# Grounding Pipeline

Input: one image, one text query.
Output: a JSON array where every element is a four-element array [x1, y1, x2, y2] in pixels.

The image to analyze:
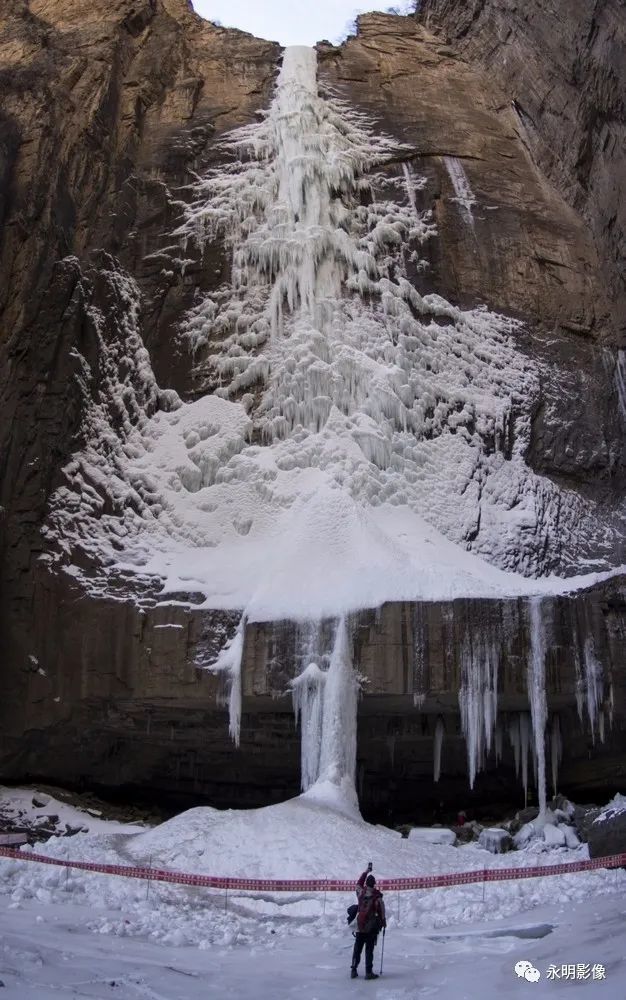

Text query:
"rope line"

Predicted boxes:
[[1, 846, 624, 892]]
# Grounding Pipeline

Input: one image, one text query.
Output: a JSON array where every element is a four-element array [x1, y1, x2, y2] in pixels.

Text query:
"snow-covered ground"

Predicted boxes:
[[1, 787, 625, 997], [1, 891, 625, 999]]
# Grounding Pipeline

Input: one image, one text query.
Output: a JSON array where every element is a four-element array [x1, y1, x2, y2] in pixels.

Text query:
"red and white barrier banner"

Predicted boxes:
[[1, 846, 625, 892]]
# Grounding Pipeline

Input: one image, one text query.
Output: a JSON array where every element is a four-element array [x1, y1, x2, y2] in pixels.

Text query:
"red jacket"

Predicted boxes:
[[356, 871, 386, 933]]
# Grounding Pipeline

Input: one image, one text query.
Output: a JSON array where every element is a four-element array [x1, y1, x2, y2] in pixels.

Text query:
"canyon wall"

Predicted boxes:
[[0, 1, 624, 815], [420, 0, 626, 339]]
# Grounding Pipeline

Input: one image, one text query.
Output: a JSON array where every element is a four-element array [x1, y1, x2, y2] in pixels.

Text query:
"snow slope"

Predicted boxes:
[[2, 788, 625, 944], [1, 788, 625, 997]]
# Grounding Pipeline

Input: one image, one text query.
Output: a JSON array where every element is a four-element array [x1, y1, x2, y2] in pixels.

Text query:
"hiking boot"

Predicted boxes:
[[365, 972, 379, 980], [350, 968, 358, 979]]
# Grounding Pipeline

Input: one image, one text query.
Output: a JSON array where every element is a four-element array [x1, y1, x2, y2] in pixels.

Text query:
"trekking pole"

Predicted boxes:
[[379, 927, 386, 975]]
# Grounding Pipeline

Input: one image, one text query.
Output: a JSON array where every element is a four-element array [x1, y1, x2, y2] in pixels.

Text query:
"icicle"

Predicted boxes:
[[291, 660, 326, 790], [210, 617, 245, 747], [433, 716, 445, 783], [459, 637, 481, 789], [550, 715, 562, 797], [458, 633, 499, 788], [528, 597, 548, 816], [583, 636, 604, 741], [574, 637, 585, 723]]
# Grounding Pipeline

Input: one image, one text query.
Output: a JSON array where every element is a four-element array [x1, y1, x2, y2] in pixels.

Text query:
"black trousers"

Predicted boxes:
[[351, 930, 377, 973]]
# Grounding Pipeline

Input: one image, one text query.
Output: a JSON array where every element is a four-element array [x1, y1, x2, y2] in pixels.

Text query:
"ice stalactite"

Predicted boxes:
[[211, 617, 245, 747], [583, 636, 604, 743], [574, 637, 586, 724], [508, 712, 532, 805], [433, 716, 445, 783], [528, 597, 548, 816], [291, 661, 326, 791], [458, 633, 499, 788], [443, 156, 476, 226], [550, 715, 562, 797]]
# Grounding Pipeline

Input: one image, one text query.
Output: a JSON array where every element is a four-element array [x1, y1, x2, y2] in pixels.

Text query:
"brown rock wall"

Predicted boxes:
[[419, 0, 626, 339]]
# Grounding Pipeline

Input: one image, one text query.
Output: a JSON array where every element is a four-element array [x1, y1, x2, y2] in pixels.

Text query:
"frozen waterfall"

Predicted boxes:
[[291, 617, 360, 808], [40, 45, 622, 810], [47, 44, 623, 618], [443, 155, 476, 226]]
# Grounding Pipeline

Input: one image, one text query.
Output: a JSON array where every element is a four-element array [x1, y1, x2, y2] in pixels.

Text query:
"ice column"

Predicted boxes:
[[292, 618, 360, 804], [528, 597, 548, 816], [317, 618, 359, 797]]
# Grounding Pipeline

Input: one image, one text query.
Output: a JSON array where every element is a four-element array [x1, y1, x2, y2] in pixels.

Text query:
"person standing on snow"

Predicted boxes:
[[350, 862, 386, 980]]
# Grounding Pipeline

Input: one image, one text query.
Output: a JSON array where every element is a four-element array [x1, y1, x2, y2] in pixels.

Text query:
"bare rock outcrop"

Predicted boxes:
[[419, 0, 626, 339]]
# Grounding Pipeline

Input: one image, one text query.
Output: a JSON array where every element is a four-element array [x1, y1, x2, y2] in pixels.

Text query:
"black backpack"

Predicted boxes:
[[346, 903, 358, 924]]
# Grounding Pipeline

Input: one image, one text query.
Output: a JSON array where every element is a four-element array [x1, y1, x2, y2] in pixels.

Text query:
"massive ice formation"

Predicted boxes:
[[45, 46, 623, 621], [42, 48, 623, 800]]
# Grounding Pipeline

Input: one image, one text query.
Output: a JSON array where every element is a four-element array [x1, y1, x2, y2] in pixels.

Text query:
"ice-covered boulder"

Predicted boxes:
[[551, 795, 575, 819], [588, 794, 626, 860], [478, 828, 513, 854], [408, 827, 457, 846], [560, 824, 580, 849], [513, 822, 536, 849], [543, 824, 566, 847]]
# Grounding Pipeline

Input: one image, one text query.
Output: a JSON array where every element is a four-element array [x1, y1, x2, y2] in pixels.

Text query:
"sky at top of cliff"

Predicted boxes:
[[192, 1, 416, 46]]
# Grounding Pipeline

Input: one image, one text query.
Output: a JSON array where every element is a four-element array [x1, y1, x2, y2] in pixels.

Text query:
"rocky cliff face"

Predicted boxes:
[[0, 0, 278, 751], [419, 0, 626, 340], [0, 1, 624, 816]]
